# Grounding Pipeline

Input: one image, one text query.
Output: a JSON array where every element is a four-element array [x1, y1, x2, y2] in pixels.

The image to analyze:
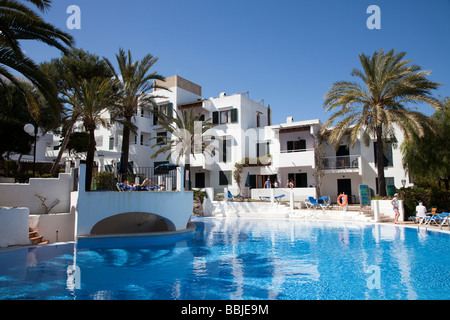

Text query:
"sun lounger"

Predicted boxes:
[[317, 196, 332, 209], [259, 194, 285, 203], [438, 212, 449, 230], [228, 190, 243, 201], [420, 212, 450, 230], [305, 196, 321, 209], [116, 182, 137, 191]]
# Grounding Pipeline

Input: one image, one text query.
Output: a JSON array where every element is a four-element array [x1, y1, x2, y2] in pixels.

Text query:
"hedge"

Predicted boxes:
[[399, 188, 450, 218]]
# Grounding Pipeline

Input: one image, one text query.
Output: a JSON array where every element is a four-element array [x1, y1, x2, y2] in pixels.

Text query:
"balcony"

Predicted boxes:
[[323, 155, 360, 171], [275, 149, 315, 168]]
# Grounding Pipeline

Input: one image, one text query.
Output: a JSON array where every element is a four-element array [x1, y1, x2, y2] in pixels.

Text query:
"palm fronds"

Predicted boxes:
[[323, 48, 442, 196]]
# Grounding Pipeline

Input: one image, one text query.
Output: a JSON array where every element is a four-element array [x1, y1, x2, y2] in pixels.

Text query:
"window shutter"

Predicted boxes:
[[167, 103, 173, 117], [231, 108, 238, 123], [153, 105, 159, 125], [212, 111, 219, 124]]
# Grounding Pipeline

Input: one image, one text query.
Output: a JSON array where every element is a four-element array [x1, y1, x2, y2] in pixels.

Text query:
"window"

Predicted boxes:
[[140, 134, 144, 146], [153, 103, 173, 125], [373, 141, 393, 167], [220, 137, 231, 163], [219, 171, 232, 185], [287, 140, 306, 152], [156, 132, 167, 145], [288, 173, 308, 188], [257, 141, 270, 158], [212, 108, 238, 124], [109, 137, 114, 150], [376, 177, 395, 195]]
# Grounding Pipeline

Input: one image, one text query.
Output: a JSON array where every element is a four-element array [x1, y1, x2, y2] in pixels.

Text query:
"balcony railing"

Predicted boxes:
[[323, 155, 360, 170]]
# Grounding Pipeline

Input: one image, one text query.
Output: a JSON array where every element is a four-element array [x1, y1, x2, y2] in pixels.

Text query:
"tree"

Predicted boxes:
[[150, 108, 217, 163], [323, 49, 442, 196], [0, 0, 74, 111], [40, 48, 114, 174], [65, 77, 118, 191], [0, 80, 58, 158], [401, 97, 450, 190], [105, 49, 165, 181], [150, 108, 217, 189]]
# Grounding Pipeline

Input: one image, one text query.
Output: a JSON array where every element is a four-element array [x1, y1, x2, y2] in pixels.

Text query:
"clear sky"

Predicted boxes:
[[21, 0, 450, 125]]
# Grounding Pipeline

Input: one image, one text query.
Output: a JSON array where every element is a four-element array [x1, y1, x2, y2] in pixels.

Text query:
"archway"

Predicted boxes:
[[90, 212, 176, 236]]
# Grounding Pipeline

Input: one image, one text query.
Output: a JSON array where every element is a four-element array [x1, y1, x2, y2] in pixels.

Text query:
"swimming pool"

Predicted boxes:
[[1, 217, 449, 300]]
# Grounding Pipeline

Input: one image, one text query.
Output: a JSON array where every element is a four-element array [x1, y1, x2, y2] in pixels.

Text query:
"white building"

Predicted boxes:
[[44, 75, 411, 202]]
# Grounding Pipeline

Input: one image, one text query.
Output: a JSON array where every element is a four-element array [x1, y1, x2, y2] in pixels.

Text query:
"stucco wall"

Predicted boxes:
[[29, 212, 75, 243], [75, 165, 193, 237], [0, 172, 73, 214], [0, 207, 30, 248]]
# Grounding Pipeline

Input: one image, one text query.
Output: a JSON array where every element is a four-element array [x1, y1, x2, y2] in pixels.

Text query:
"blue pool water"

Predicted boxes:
[[0, 217, 449, 300]]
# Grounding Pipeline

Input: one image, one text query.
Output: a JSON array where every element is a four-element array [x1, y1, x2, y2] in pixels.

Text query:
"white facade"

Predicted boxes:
[[45, 75, 411, 202]]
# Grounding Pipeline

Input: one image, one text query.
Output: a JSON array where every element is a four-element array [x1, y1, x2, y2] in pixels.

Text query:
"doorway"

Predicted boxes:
[[337, 179, 352, 204], [195, 172, 205, 188]]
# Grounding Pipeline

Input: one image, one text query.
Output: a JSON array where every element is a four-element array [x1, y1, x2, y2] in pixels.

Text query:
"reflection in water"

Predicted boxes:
[[0, 218, 449, 299]]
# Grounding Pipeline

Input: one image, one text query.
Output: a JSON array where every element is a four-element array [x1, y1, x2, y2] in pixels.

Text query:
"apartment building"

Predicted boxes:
[[44, 75, 411, 202]]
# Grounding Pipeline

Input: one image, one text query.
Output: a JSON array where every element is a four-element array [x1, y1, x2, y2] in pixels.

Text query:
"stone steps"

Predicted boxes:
[[29, 228, 49, 245]]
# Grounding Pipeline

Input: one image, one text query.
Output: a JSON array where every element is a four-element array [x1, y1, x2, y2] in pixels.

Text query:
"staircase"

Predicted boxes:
[[29, 228, 49, 245]]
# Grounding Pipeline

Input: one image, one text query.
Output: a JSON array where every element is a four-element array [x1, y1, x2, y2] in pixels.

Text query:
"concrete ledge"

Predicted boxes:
[[76, 222, 196, 248]]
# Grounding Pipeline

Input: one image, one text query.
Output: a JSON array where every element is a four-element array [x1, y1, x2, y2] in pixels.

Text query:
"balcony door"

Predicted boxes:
[[336, 145, 350, 168]]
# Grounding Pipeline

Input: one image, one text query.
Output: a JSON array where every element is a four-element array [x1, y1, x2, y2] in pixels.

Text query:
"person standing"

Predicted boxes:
[[264, 178, 271, 188], [391, 193, 400, 223]]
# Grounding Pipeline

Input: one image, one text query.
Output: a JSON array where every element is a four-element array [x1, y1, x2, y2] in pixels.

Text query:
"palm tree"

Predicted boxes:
[[40, 48, 114, 174], [150, 108, 217, 188], [65, 77, 118, 191], [0, 0, 74, 111], [104, 48, 165, 180], [323, 49, 442, 196]]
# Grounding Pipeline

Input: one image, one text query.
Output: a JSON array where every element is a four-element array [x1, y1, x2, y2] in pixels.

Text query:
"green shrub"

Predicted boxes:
[[94, 171, 117, 190], [399, 188, 450, 218]]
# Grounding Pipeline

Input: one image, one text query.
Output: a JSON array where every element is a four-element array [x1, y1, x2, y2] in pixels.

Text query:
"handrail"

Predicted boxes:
[[323, 155, 360, 169]]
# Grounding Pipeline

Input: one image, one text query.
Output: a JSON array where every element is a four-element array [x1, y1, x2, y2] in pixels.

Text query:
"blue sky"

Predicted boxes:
[[21, 0, 450, 125]]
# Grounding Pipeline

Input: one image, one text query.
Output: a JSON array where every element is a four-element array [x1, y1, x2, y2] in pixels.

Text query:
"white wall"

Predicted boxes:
[[0, 207, 30, 248], [29, 212, 75, 243], [75, 165, 193, 237], [0, 172, 73, 214]]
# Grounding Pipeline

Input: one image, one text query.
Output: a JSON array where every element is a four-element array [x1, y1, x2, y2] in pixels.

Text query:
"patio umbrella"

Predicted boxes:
[[244, 172, 252, 198], [245, 172, 251, 187], [155, 163, 178, 171]]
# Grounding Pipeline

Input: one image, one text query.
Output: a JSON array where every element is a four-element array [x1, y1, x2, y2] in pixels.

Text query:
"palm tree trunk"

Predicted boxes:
[[376, 126, 387, 197], [85, 128, 96, 191], [121, 118, 131, 182], [50, 122, 74, 174]]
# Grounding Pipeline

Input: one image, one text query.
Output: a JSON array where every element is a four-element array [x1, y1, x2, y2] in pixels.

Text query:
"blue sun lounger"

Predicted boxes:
[[117, 183, 137, 191], [305, 196, 321, 209], [317, 196, 332, 209], [259, 194, 285, 203], [228, 190, 243, 201]]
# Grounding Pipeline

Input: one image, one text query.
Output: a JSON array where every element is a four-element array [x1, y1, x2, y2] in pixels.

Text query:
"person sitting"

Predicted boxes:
[[123, 180, 134, 187], [415, 201, 427, 222], [140, 178, 157, 187]]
